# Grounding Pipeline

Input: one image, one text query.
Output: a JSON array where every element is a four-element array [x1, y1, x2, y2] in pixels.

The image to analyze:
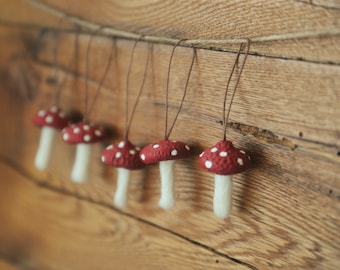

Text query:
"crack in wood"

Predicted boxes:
[[228, 122, 297, 150], [0, 155, 259, 270], [32, 27, 340, 66]]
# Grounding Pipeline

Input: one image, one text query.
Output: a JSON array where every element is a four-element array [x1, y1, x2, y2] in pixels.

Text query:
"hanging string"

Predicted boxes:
[[164, 41, 196, 139], [52, 15, 79, 106], [28, 0, 340, 48], [124, 40, 152, 140], [222, 39, 251, 140], [83, 26, 115, 122]]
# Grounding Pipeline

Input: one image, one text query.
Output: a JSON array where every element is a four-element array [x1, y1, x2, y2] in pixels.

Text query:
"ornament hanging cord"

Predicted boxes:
[[124, 38, 152, 140], [26, 0, 340, 49], [83, 26, 115, 122], [52, 15, 80, 106], [164, 41, 196, 139], [222, 39, 250, 141]]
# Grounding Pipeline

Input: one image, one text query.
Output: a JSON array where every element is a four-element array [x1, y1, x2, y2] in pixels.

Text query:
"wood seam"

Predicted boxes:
[[0, 155, 258, 270], [26, 0, 340, 47], [1, 20, 339, 65], [31, 60, 338, 153]]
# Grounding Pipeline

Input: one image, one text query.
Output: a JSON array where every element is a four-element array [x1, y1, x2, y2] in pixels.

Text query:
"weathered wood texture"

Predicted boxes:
[[0, 0, 339, 269], [2, 0, 340, 63], [1, 162, 247, 270]]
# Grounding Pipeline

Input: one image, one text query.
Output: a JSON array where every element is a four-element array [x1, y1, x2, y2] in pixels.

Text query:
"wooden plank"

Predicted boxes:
[[33, 0, 340, 63], [0, 161, 251, 270], [0, 26, 339, 269], [0, 0, 73, 28], [1, 0, 340, 63], [34, 30, 340, 149]]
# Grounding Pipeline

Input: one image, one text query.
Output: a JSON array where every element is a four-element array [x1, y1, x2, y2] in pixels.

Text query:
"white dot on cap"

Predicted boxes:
[[95, 130, 102, 137], [205, 160, 213, 169], [38, 110, 46, 117], [199, 152, 204, 157], [106, 145, 113, 150], [83, 125, 90, 130], [153, 144, 159, 149], [185, 145, 190, 151], [84, 135, 91, 142], [240, 150, 246, 154], [248, 156, 251, 160], [171, 149, 178, 156], [45, 115, 54, 123], [59, 112, 65, 118], [141, 154, 146, 160], [50, 106, 58, 113], [115, 152, 122, 159], [136, 146, 141, 151], [211, 147, 218, 153], [129, 150, 136, 155], [101, 156, 106, 162], [118, 141, 125, 148], [237, 158, 244, 166], [219, 151, 228, 157], [63, 133, 69, 141], [73, 127, 80, 134]]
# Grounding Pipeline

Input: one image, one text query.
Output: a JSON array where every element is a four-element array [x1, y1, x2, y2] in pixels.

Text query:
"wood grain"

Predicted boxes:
[[0, 24, 339, 269], [35, 0, 340, 63], [0, 0, 340, 269], [1, 0, 340, 63], [0, 161, 253, 270], [35, 31, 340, 149]]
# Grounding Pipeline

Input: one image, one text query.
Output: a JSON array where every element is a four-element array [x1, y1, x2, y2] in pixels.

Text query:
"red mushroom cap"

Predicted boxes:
[[198, 140, 250, 175], [33, 105, 69, 129], [101, 140, 145, 170], [139, 139, 191, 164], [62, 121, 106, 144]]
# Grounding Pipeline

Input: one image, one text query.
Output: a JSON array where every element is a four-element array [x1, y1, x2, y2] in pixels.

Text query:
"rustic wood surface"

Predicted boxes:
[[0, 161, 249, 270], [3, 0, 340, 63], [0, 0, 339, 269]]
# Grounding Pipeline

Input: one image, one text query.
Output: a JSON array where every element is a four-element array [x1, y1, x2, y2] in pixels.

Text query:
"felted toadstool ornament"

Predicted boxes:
[[62, 26, 114, 183], [32, 25, 78, 171], [140, 42, 196, 210], [199, 140, 250, 218], [101, 40, 150, 208], [140, 139, 191, 209], [199, 41, 251, 219], [33, 105, 69, 170], [102, 140, 145, 208], [62, 122, 106, 182]]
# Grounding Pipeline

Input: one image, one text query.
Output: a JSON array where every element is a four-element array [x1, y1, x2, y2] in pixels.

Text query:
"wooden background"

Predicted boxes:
[[0, 0, 339, 269]]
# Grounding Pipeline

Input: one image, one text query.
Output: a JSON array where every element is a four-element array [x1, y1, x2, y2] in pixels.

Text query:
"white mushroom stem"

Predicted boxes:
[[71, 143, 92, 183], [213, 174, 233, 219], [34, 126, 58, 171], [114, 168, 131, 209], [158, 160, 176, 210]]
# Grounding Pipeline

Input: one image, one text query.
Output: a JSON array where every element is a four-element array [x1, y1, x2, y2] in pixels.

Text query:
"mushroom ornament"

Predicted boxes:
[[101, 140, 145, 208], [140, 139, 191, 210], [33, 105, 69, 171], [61, 26, 114, 183], [198, 140, 250, 219], [62, 122, 106, 183], [139, 42, 195, 210]]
